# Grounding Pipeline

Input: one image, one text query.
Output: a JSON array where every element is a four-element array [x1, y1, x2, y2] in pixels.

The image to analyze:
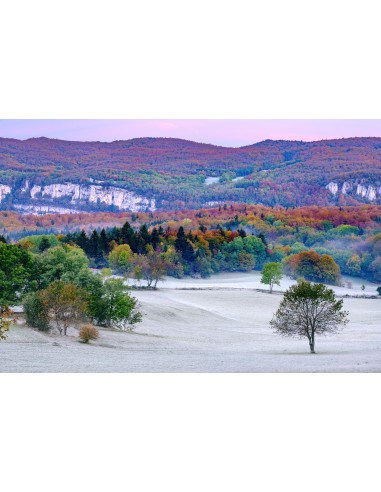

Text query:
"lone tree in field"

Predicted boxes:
[[270, 281, 349, 353], [261, 262, 283, 293]]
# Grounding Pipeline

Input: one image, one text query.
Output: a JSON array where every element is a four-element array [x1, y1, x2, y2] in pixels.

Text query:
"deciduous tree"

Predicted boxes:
[[109, 244, 133, 274], [89, 278, 142, 330], [23, 291, 50, 331], [38, 245, 89, 288], [131, 249, 167, 288], [41, 281, 88, 335], [0, 242, 38, 306], [284, 251, 341, 285], [270, 281, 348, 353], [261, 262, 283, 293]]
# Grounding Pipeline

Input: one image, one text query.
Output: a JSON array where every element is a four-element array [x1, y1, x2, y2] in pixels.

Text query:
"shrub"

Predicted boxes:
[[79, 324, 99, 343], [0, 306, 13, 340]]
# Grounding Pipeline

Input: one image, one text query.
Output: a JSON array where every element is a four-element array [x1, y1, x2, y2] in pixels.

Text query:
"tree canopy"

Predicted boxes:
[[88, 278, 142, 330], [261, 262, 283, 293], [0, 242, 37, 306], [283, 251, 341, 285], [270, 281, 349, 353]]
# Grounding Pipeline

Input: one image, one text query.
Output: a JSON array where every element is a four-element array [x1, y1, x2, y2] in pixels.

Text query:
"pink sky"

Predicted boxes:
[[1, 120, 381, 147]]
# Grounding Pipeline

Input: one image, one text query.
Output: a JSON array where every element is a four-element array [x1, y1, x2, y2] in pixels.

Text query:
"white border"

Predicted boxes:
[[1, 1, 380, 491]]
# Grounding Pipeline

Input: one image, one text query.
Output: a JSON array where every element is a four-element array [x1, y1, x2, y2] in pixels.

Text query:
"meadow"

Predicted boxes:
[[1, 271, 380, 373]]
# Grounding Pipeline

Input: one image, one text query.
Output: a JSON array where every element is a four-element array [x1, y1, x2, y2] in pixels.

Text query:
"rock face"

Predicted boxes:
[[326, 182, 339, 195], [326, 181, 381, 201], [0, 181, 156, 212], [0, 184, 11, 202]]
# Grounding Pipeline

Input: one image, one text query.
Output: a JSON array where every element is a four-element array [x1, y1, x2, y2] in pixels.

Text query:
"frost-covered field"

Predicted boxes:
[[129, 270, 379, 297], [1, 272, 380, 373]]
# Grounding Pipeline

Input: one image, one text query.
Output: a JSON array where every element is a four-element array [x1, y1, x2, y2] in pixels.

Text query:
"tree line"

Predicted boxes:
[[58, 221, 345, 286]]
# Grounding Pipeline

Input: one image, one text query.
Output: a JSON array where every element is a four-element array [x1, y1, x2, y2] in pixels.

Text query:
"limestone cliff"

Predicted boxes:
[[326, 180, 381, 201], [0, 184, 11, 202], [0, 181, 156, 212]]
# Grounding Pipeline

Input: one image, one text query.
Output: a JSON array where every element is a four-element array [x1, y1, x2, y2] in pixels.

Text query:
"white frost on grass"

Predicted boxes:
[[128, 270, 379, 297], [1, 272, 380, 373]]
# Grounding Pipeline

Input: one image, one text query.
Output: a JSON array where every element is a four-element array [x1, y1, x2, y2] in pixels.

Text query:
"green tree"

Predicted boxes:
[[0, 242, 38, 306], [238, 251, 255, 271], [270, 246, 286, 263], [38, 236, 51, 252], [261, 262, 283, 293], [38, 244, 90, 287], [331, 225, 360, 236], [194, 255, 213, 277], [175, 226, 195, 263], [321, 220, 333, 231], [345, 254, 362, 276], [242, 235, 267, 267], [23, 291, 50, 331], [120, 221, 134, 243], [163, 246, 184, 278], [18, 234, 59, 254], [109, 244, 133, 274], [89, 278, 142, 330], [133, 264, 144, 286], [88, 230, 104, 266], [289, 242, 308, 254], [99, 229, 110, 256], [270, 281, 348, 353]]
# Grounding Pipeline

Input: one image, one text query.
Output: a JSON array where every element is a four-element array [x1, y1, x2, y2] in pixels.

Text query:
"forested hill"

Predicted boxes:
[[0, 136, 381, 210]]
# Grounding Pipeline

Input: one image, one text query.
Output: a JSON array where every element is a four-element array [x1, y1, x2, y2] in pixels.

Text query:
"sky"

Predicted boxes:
[[1, 120, 381, 147]]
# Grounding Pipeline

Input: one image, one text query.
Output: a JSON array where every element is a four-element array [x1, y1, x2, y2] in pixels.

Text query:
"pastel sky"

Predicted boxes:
[[1, 120, 381, 147]]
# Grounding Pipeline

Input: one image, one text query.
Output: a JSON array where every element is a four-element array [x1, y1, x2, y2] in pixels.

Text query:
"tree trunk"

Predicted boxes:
[[270, 283, 273, 294], [309, 341, 315, 354]]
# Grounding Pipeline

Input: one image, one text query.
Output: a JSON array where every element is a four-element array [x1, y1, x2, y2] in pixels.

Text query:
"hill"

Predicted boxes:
[[0, 136, 381, 211]]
